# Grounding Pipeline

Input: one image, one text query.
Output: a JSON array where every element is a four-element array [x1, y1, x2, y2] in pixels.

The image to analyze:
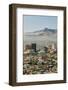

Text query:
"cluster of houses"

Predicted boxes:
[[24, 43, 56, 55], [23, 43, 57, 74]]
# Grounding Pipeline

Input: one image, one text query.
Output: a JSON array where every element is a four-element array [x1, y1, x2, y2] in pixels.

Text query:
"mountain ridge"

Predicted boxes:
[[24, 28, 57, 36], [34, 28, 57, 33]]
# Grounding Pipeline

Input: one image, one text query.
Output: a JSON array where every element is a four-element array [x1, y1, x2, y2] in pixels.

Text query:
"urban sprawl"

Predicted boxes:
[[23, 43, 57, 75]]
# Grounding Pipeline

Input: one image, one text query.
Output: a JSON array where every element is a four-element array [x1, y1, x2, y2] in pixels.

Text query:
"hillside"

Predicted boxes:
[[24, 28, 57, 49]]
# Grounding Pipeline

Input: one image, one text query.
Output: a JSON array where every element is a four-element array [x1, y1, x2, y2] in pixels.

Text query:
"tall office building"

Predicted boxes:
[[31, 43, 36, 52]]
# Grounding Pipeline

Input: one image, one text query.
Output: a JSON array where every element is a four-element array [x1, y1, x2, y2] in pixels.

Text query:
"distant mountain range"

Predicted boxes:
[[24, 28, 57, 36], [24, 28, 57, 49], [34, 28, 57, 33]]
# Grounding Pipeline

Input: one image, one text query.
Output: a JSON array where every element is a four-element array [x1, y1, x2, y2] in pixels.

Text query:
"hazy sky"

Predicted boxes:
[[23, 15, 57, 32]]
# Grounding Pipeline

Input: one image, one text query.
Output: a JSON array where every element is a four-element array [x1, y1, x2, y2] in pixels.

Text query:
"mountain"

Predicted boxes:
[[24, 28, 57, 49], [34, 28, 57, 33], [25, 28, 57, 36], [34, 28, 57, 36]]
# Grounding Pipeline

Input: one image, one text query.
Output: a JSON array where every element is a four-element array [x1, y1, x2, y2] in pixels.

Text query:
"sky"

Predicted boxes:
[[23, 15, 57, 32]]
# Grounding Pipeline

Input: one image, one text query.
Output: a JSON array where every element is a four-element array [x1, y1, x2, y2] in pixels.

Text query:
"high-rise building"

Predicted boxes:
[[31, 43, 36, 52]]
